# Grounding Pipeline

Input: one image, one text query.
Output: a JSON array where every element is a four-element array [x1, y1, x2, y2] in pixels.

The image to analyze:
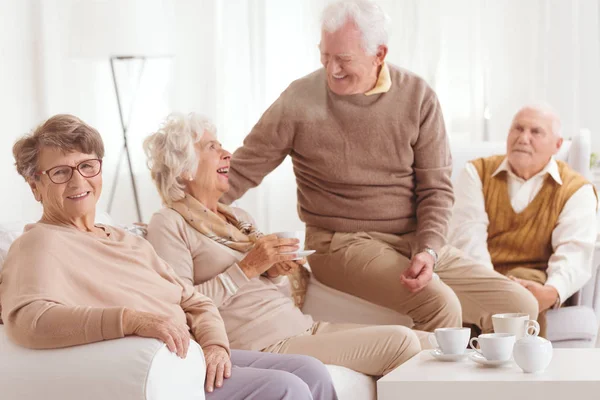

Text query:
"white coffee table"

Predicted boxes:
[[378, 349, 600, 400]]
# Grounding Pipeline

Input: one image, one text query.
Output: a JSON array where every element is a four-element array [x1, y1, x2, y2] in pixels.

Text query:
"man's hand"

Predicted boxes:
[[400, 251, 435, 293], [509, 277, 559, 312], [203, 345, 232, 393]]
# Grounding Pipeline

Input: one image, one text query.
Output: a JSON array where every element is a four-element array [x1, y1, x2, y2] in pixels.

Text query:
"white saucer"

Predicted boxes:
[[469, 352, 512, 367], [281, 250, 316, 260], [430, 349, 474, 362]]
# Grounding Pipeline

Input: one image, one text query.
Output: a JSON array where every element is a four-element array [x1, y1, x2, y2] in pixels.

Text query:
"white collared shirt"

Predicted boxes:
[[449, 157, 598, 302]]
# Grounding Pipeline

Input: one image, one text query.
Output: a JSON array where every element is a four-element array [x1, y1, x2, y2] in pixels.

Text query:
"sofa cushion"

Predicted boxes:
[[545, 305, 599, 344], [0, 222, 27, 271], [326, 364, 376, 400], [0, 326, 206, 400], [303, 275, 412, 326]]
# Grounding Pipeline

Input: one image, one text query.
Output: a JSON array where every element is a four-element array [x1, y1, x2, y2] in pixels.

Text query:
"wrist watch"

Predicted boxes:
[[421, 247, 438, 269]]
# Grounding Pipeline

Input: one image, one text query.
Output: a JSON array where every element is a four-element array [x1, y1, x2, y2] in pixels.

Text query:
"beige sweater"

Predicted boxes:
[[222, 64, 453, 253], [0, 222, 229, 351], [146, 208, 314, 351]]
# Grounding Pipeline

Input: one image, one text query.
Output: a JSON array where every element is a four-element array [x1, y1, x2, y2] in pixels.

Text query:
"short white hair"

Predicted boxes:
[[515, 104, 562, 138], [321, 0, 390, 55], [143, 112, 216, 205]]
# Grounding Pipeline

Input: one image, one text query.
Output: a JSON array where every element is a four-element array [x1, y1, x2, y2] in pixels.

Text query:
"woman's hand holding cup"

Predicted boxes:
[[238, 234, 300, 279]]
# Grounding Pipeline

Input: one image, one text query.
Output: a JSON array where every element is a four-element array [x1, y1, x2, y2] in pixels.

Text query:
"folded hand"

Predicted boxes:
[[400, 251, 434, 293]]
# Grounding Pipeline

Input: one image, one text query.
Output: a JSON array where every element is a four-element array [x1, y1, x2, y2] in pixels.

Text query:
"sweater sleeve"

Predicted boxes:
[[152, 261, 230, 354], [178, 279, 230, 354], [146, 212, 251, 308], [0, 241, 125, 349], [412, 92, 454, 254], [221, 94, 295, 204]]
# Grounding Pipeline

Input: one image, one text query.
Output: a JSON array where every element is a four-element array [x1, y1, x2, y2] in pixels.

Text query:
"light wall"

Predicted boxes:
[[0, 0, 43, 223], [1, 0, 599, 228]]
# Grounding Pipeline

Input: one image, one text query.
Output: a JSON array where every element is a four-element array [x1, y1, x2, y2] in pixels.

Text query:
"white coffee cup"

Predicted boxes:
[[273, 231, 304, 257], [492, 313, 540, 340], [428, 327, 471, 355], [273, 231, 303, 240], [469, 333, 516, 361]]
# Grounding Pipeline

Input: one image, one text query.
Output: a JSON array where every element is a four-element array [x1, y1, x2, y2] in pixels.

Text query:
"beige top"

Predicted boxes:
[[0, 222, 229, 351], [146, 207, 314, 351], [222, 64, 453, 253]]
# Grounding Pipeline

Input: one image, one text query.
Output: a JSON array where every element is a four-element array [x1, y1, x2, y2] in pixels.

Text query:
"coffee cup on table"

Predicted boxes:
[[469, 333, 516, 361], [428, 327, 471, 355], [492, 313, 540, 340]]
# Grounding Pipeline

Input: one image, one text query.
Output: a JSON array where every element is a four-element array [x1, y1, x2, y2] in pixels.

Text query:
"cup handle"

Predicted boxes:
[[469, 337, 482, 354], [428, 334, 439, 350], [526, 320, 540, 337]]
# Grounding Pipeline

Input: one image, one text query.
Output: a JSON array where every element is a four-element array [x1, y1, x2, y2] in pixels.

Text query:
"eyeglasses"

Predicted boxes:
[[36, 159, 103, 184]]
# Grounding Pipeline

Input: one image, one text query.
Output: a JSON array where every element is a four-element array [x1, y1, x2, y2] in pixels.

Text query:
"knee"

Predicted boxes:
[[424, 284, 463, 323], [505, 281, 540, 320], [283, 355, 336, 398], [271, 371, 312, 400], [284, 353, 331, 379], [382, 326, 421, 371], [394, 326, 422, 358]]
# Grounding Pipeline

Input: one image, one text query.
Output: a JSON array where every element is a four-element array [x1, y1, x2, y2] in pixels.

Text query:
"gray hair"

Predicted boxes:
[[143, 112, 216, 205], [13, 114, 105, 181], [515, 104, 562, 138], [321, 0, 390, 55]]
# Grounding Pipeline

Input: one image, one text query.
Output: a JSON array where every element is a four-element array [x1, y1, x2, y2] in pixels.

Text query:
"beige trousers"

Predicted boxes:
[[262, 321, 421, 376], [305, 227, 539, 334]]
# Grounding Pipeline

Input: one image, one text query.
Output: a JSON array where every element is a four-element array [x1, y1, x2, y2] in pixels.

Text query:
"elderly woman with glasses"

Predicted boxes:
[[0, 114, 337, 400], [144, 112, 422, 378]]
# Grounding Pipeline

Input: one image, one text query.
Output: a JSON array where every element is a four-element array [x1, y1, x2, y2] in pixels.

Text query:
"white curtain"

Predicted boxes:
[[2, 0, 599, 228]]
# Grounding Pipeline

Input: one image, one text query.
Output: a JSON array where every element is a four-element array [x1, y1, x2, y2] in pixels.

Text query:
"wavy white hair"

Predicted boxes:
[[144, 112, 216, 205], [321, 0, 390, 55]]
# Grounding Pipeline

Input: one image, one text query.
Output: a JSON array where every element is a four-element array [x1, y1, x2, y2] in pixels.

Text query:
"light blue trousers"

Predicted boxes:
[[206, 349, 338, 400]]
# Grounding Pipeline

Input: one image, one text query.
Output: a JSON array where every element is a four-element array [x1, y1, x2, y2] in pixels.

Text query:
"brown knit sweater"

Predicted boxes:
[[0, 222, 229, 351], [222, 64, 453, 252]]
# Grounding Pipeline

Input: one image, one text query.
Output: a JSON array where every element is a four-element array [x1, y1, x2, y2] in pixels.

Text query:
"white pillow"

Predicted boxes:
[[0, 222, 28, 273], [0, 222, 27, 324]]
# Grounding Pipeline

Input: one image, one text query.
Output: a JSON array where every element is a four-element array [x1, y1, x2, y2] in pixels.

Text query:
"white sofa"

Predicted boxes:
[[303, 131, 599, 349]]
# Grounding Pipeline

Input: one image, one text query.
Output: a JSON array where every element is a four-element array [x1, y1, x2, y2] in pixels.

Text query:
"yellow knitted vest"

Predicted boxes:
[[472, 155, 591, 273]]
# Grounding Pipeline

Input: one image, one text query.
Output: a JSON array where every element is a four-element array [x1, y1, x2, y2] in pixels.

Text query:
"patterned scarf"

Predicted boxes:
[[170, 194, 262, 253]]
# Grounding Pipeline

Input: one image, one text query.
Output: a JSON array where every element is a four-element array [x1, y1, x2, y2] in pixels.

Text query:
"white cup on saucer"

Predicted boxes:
[[273, 231, 303, 240], [429, 327, 471, 355], [469, 333, 515, 361], [492, 313, 540, 340], [273, 231, 312, 260]]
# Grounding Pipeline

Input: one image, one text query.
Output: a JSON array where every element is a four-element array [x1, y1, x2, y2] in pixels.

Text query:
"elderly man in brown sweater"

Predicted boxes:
[[222, 0, 538, 335]]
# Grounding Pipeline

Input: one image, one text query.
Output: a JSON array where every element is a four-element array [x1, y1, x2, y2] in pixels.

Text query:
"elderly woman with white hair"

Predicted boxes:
[[0, 114, 336, 400], [144, 112, 422, 378]]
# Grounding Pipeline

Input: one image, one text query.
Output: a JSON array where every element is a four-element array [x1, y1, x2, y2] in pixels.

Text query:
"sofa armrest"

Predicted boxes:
[[0, 326, 206, 400]]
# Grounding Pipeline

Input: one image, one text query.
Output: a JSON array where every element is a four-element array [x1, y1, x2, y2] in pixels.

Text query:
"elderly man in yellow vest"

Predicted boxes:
[[449, 105, 598, 337]]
